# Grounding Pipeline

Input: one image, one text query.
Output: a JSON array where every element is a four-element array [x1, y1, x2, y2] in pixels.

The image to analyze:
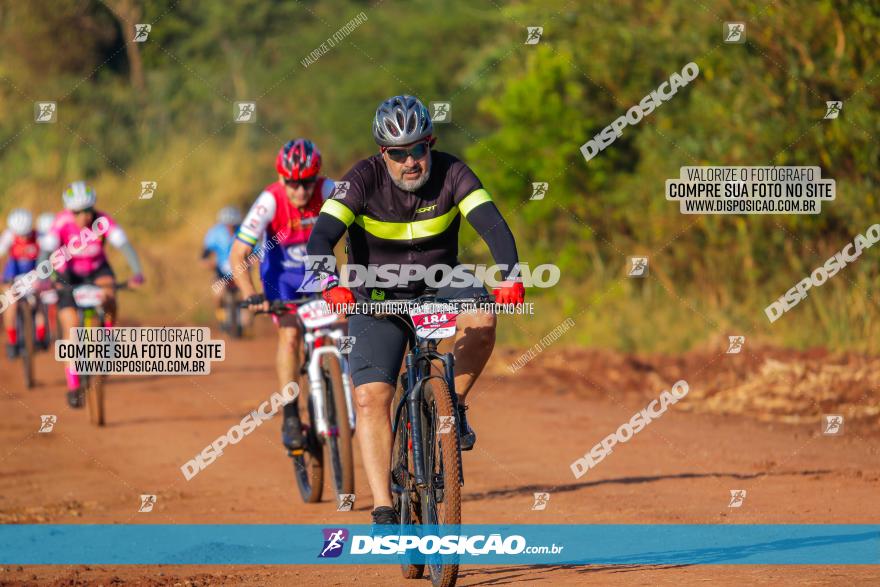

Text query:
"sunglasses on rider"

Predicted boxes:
[[74, 208, 95, 216], [284, 177, 317, 189], [382, 138, 434, 163]]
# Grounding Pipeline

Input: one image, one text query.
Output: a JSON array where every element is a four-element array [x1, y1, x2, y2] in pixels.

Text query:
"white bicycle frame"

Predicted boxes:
[[299, 312, 356, 437]]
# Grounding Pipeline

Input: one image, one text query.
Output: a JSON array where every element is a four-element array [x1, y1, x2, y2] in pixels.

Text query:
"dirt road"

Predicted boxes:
[[1, 335, 878, 585]]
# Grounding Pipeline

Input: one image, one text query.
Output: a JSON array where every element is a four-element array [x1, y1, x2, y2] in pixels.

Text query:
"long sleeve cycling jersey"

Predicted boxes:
[[307, 151, 519, 299]]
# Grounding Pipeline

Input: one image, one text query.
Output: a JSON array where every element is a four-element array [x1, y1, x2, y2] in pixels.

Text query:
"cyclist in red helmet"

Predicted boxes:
[[229, 138, 338, 451]]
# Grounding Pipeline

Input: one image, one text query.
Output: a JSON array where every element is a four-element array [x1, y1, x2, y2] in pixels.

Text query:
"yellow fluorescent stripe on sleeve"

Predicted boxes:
[[457, 188, 493, 217], [354, 208, 460, 240], [321, 199, 356, 226]]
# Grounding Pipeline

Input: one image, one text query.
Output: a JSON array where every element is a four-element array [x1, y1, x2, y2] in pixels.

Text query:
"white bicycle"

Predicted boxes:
[[248, 297, 356, 503]]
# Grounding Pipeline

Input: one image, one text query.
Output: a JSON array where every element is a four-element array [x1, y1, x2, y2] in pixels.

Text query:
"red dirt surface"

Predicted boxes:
[[1, 336, 878, 585]]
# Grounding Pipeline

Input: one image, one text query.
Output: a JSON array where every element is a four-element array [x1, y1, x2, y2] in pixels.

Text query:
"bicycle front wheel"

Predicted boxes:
[[419, 374, 461, 587], [292, 371, 324, 503], [391, 387, 425, 580], [17, 302, 35, 389], [323, 354, 354, 497]]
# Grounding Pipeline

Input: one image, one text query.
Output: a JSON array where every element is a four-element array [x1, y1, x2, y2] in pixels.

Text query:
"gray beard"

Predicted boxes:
[[390, 164, 431, 192]]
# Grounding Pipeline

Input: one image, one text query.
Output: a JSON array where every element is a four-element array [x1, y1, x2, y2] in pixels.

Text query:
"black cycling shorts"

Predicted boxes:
[[56, 261, 116, 310], [347, 280, 488, 387]]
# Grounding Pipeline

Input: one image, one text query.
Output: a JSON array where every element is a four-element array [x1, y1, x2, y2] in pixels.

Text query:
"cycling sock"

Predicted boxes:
[[6, 328, 16, 345], [35, 324, 46, 342], [65, 366, 80, 391]]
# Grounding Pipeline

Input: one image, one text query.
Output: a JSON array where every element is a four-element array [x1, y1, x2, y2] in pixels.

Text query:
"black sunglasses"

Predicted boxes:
[[383, 140, 432, 163], [74, 208, 95, 216], [284, 177, 317, 188]]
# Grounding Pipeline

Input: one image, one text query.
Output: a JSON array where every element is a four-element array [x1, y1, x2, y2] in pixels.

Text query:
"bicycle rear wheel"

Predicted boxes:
[[292, 369, 324, 503], [223, 288, 243, 338], [420, 375, 461, 587], [323, 354, 354, 497], [391, 387, 425, 580], [83, 311, 105, 426], [17, 302, 35, 389]]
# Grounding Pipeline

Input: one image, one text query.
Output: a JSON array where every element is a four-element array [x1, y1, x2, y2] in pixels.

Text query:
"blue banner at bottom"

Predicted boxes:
[[0, 525, 877, 565]]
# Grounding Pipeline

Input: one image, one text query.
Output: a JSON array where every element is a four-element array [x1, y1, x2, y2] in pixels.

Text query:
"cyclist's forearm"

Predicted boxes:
[[306, 214, 347, 273], [466, 202, 520, 279], [229, 240, 257, 296], [118, 242, 143, 276]]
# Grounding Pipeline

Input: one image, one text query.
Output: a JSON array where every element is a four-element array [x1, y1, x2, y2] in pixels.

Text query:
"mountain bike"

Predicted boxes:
[[7, 277, 55, 389], [63, 282, 129, 426], [362, 292, 493, 587], [220, 280, 245, 338], [245, 296, 356, 504]]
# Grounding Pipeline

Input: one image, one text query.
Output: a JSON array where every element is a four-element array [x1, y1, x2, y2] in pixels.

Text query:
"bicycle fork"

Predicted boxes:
[[305, 345, 356, 436]]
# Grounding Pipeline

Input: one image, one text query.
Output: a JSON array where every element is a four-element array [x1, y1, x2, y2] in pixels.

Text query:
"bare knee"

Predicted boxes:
[[354, 383, 392, 416], [460, 311, 496, 343]]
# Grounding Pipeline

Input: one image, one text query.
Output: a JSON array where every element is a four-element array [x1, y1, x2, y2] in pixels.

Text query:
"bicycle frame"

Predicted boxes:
[[392, 330, 463, 491], [302, 323, 356, 435]]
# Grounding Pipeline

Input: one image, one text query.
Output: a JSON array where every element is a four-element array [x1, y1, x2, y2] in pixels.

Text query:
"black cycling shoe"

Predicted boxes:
[[281, 402, 306, 451], [458, 403, 476, 451], [6, 343, 18, 359], [67, 390, 84, 409], [371, 506, 400, 526]]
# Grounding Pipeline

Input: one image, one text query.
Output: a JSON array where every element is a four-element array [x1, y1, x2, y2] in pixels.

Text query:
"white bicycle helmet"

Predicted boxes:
[[62, 181, 97, 211], [36, 212, 56, 234], [217, 206, 242, 225], [7, 209, 33, 236]]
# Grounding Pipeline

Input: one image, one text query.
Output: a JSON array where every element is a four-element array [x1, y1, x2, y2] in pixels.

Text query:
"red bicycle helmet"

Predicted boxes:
[[275, 139, 322, 180]]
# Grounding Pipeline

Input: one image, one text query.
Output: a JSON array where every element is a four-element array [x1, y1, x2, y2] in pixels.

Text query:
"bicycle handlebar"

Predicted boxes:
[[239, 296, 317, 315]]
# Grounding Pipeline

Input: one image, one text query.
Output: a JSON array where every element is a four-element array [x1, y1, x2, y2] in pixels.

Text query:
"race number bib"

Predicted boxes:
[[408, 302, 457, 340], [297, 299, 339, 329]]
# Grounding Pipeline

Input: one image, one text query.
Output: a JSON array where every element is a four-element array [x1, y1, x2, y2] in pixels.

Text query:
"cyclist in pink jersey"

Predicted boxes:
[[41, 181, 145, 408]]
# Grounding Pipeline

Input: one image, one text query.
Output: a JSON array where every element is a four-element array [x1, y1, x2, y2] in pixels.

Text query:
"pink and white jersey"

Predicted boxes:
[[43, 210, 128, 276]]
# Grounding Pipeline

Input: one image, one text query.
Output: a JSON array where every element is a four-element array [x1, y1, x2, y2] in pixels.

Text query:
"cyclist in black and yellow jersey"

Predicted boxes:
[[307, 95, 524, 526]]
